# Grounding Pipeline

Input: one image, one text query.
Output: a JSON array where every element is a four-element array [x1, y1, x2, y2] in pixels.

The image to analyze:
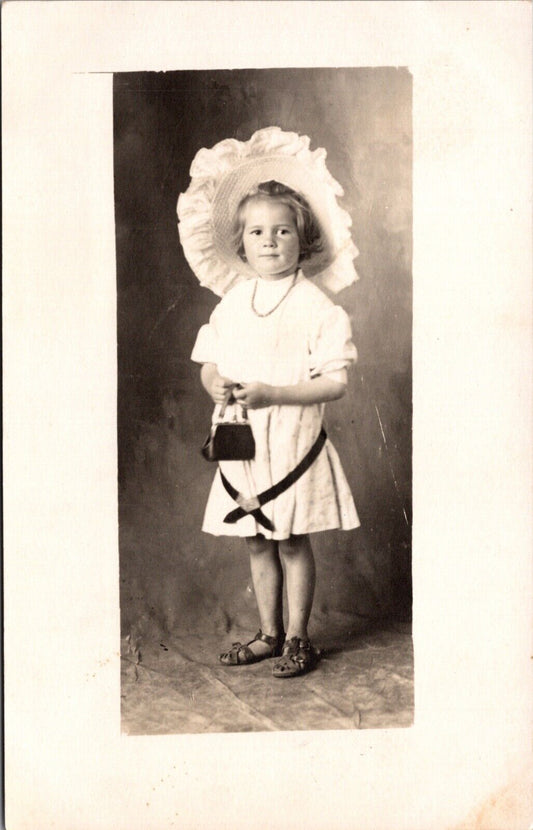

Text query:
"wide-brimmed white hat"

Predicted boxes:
[[177, 126, 359, 296]]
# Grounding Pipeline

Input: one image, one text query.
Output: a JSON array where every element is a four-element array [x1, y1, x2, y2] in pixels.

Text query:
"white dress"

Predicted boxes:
[[191, 271, 360, 540]]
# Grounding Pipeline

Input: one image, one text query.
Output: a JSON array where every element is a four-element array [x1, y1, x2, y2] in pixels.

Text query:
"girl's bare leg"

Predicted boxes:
[[245, 535, 284, 657], [278, 534, 316, 640]]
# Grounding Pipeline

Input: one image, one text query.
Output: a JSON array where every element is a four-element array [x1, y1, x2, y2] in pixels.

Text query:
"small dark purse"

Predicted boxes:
[[201, 390, 255, 462]]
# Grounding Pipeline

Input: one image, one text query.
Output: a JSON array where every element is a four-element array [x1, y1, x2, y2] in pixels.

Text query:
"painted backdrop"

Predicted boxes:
[[114, 68, 412, 641]]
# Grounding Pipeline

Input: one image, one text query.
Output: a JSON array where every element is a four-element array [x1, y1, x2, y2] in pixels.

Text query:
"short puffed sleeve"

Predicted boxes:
[[308, 303, 357, 382], [190, 302, 222, 364]]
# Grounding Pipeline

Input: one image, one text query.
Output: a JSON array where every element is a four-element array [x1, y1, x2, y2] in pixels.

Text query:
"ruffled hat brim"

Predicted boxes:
[[177, 127, 359, 297]]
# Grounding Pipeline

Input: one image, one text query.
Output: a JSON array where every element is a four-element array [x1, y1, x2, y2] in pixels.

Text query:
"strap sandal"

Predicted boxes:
[[272, 637, 318, 678], [219, 630, 285, 666]]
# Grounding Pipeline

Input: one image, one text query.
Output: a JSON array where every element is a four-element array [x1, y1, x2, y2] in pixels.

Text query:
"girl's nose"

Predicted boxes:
[[263, 232, 276, 247]]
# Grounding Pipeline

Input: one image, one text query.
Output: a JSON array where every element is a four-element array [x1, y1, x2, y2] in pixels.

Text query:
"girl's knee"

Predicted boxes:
[[278, 534, 310, 557], [246, 535, 276, 555]]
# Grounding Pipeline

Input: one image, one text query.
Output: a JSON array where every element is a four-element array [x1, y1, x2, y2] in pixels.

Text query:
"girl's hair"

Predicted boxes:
[[231, 180, 325, 262]]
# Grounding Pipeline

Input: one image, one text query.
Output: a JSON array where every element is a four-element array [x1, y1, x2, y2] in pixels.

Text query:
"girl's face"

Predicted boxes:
[[241, 198, 300, 281]]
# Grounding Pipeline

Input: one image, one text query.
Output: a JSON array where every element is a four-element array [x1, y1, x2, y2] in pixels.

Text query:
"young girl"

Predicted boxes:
[[178, 127, 360, 677]]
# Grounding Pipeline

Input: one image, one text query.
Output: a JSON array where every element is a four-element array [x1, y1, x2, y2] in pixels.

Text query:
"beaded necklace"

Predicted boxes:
[[251, 272, 298, 318]]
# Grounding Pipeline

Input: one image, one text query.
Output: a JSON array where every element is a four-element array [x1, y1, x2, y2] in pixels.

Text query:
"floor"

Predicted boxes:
[[121, 620, 414, 734]]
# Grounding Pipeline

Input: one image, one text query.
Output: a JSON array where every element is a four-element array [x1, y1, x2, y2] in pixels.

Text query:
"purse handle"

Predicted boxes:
[[218, 386, 248, 422]]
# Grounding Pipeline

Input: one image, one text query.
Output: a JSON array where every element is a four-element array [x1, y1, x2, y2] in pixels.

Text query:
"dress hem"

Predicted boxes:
[[201, 521, 361, 541]]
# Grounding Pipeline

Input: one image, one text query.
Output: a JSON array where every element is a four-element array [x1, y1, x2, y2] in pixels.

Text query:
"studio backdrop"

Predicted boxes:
[[114, 68, 412, 643]]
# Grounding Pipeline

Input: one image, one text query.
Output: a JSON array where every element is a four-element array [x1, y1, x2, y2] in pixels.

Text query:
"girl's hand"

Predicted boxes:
[[200, 364, 235, 404], [210, 374, 235, 405], [233, 382, 276, 409]]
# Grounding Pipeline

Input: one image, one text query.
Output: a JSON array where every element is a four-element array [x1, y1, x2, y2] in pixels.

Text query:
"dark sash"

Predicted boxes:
[[219, 428, 327, 532]]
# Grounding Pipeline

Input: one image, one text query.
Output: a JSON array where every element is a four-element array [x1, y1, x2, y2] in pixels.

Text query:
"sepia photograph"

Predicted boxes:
[[115, 68, 413, 734]]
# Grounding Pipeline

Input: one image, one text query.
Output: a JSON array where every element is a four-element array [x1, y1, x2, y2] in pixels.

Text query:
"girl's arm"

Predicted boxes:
[[233, 376, 347, 409], [200, 363, 236, 405]]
